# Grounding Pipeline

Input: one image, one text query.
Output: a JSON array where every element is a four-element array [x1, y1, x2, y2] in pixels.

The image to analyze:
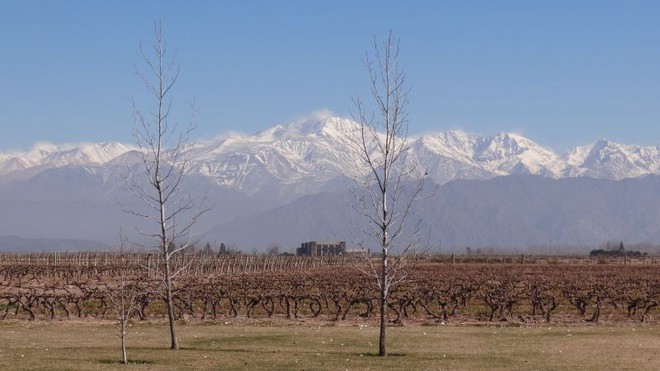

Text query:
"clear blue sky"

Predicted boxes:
[[2, 0, 660, 152]]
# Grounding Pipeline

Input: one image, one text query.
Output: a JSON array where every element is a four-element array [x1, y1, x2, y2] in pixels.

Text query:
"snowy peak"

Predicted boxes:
[[583, 140, 630, 168], [0, 141, 135, 176], [416, 130, 477, 159], [182, 116, 362, 193], [42, 142, 136, 166], [563, 140, 660, 179], [0, 116, 658, 190], [411, 130, 561, 182], [475, 132, 526, 161], [25, 142, 60, 159], [289, 116, 360, 138], [476, 132, 560, 175], [245, 116, 357, 146], [0, 156, 33, 174]]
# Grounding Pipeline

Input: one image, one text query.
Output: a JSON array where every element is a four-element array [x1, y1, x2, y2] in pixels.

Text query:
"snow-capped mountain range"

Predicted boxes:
[[1, 115, 659, 252], [0, 116, 658, 190]]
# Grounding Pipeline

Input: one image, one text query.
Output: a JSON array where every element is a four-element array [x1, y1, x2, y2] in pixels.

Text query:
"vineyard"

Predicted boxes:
[[0, 252, 657, 325]]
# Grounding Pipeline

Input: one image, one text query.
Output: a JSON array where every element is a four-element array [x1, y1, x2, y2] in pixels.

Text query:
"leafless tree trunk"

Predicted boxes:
[[105, 233, 144, 364], [127, 21, 208, 350], [348, 31, 424, 357]]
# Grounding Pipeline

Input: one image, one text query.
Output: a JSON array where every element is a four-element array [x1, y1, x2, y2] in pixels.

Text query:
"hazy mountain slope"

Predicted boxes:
[[0, 235, 109, 252], [205, 175, 660, 252], [0, 165, 286, 246], [424, 176, 660, 249], [204, 192, 356, 252]]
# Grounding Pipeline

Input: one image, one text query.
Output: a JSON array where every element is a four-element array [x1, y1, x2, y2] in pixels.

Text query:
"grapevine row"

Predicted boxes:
[[1, 263, 657, 324]]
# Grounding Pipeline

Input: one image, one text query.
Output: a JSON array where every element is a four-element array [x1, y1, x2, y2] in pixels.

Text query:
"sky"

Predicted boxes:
[[2, 0, 660, 153]]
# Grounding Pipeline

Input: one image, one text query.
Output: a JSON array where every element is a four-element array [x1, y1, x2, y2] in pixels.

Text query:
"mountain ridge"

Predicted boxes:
[[1, 116, 659, 252], [1, 116, 658, 190]]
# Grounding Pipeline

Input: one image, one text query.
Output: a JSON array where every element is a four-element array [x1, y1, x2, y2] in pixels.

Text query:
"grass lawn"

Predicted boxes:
[[0, 320, 657, 370]]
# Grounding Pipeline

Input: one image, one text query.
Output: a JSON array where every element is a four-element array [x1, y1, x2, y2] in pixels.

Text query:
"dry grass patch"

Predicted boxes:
[[0, 320, 657, 370]]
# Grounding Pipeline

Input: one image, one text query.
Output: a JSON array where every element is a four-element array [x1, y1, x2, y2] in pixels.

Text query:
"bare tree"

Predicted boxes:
[[127, 22, 208, 350], [267, 243, 281, 256], [104, 232, 144, 364], [348, 31, 424, 357]]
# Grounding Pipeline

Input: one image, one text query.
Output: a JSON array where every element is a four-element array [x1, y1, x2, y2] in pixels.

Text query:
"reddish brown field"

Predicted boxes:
[[0, 253, 657, 325]]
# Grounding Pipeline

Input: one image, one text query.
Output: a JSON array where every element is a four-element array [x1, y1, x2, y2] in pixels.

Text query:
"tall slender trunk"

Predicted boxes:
[[120, 293, 128, 364], [163, 255, 179, 350], [379, 246, 388, 356], [158, 166, 178, 350], [379, 179, 389, 357], [120, 318, 128, 364]]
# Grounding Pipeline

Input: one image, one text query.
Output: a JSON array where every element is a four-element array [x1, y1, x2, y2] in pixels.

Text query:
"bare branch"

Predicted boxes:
[[346, 31, 425, 357], [124, 21, 209, 351]]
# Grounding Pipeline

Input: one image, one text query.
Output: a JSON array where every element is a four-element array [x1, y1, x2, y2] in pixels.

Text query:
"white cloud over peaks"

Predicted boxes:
[[292, 109, 336, 123], [205, 130, 247, 142]]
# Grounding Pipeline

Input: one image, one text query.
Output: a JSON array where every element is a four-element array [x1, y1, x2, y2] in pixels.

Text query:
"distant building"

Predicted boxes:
[[296, 241, 346, 256]]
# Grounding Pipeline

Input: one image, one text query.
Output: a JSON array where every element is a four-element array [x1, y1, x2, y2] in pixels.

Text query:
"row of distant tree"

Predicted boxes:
[[185, 242, 285, 256], [589, 241, 648, 258], [177, 240, 658, 258]]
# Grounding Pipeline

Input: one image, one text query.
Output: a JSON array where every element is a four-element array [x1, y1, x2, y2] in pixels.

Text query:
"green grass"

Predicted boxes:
[[0, 320, 657, 370]]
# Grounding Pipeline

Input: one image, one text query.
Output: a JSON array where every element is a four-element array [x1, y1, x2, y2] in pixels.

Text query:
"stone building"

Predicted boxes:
[[296, 241, 346, 256]]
